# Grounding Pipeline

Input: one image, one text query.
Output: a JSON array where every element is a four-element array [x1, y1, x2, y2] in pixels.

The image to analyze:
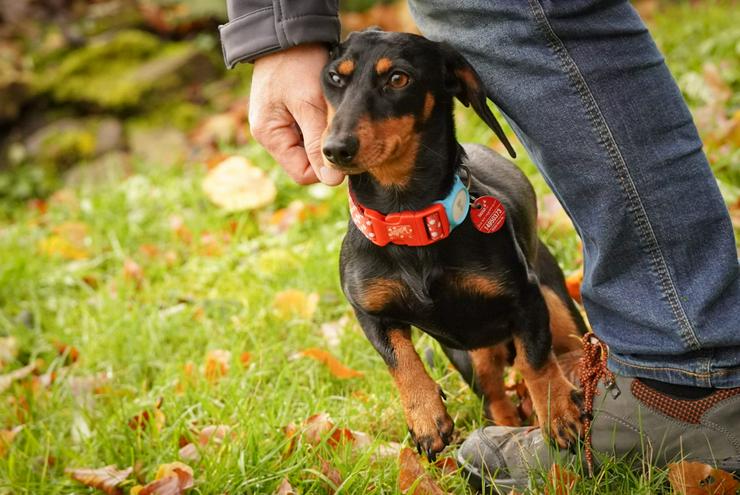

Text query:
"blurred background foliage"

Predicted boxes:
[[0, 0, 737, 206]]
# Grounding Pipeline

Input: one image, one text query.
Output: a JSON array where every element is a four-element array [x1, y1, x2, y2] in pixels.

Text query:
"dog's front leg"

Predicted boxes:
[[355, 311, 453, 460]]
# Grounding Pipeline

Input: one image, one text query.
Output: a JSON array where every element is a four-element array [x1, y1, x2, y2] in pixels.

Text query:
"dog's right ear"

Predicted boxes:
[[440, 43, 516, 159]]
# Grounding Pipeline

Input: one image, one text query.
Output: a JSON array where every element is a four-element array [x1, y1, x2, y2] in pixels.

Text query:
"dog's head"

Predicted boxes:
[[320, 29, 515, 188]]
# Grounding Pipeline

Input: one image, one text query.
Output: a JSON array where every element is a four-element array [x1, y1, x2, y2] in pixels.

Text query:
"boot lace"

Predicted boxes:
[[578, 331, 614, 475]]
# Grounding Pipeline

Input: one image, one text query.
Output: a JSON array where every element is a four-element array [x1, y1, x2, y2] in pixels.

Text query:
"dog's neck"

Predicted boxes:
[[347, 104, 461, 214]]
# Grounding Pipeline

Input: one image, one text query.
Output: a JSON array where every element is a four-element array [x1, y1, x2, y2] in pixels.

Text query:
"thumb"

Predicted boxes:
[[294, 100, 345, 186]]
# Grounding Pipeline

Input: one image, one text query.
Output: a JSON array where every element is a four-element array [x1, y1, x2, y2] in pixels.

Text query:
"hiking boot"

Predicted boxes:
[[458, 372, 740, 493]]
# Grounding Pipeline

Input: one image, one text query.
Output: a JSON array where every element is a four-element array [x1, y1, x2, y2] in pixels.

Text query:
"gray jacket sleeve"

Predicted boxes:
[[219, 0, 340, 68]]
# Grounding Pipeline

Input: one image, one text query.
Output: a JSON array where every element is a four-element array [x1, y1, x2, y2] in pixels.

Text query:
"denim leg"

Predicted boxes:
[[409, 0, 740, 387]]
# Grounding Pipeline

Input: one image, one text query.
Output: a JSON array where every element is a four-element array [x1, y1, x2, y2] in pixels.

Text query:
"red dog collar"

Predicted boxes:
[[348, 175, 470, 247]]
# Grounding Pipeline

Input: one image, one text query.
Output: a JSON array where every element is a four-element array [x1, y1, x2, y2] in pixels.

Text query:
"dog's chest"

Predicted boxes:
[[350, 267, 518, 349]]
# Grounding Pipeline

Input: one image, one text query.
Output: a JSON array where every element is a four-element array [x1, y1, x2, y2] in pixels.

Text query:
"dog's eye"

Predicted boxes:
[[388, 71, 410, 89], [328, 71, 345, 87]]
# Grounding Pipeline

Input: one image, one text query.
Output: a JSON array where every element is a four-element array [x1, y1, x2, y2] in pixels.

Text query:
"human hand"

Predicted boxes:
[[248, 44, 345, 186]]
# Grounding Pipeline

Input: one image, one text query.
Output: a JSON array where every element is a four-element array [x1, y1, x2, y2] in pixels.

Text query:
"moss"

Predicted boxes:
[[35, 30, 214, 110]]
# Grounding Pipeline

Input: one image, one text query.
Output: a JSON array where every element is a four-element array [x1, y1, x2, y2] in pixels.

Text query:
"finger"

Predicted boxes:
[[293, 100, 345, 186], [260, 122, 319, 185]]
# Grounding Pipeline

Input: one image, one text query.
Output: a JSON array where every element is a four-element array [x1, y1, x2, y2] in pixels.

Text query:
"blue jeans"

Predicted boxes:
[[409, 0, 740, 387]]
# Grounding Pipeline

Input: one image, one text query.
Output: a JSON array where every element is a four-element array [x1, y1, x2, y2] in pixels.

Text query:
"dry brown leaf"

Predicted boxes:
[[202, 156, 276, 212], [432, 457, 458, 476], [0, 363, 36, 393], [282, 422, 299, 458], [134, 461, 194, 495], [204, 349, 231, 381], [300, 348, 363, 379], [239, 352, 251, 368], [128, 397, 165, 431], [178, 443, 199, 462], [398, 448, 446, 495], [273, 478, 296, 495], [273, 290, 319, 320], [38, 222, 90, 260], [319, 459, 343, 493], [66, 465, 133, 495], [53, 341, 80, 364], [668, 461, 739, 495], [0, 425, 24, 457], [545, 464, 580, 495]]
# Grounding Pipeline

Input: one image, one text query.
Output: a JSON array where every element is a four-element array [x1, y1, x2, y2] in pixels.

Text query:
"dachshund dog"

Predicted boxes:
[[321, 29, 587, 460]]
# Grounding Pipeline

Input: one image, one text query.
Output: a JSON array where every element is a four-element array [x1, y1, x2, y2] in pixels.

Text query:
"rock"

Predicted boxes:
[[24, 117, 125, 169], [63, 151, 132, 187], [129, 127, 188, 167]]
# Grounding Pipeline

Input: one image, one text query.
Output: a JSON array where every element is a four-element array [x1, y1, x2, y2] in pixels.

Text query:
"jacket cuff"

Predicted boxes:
[[219, 6, 340, 68]]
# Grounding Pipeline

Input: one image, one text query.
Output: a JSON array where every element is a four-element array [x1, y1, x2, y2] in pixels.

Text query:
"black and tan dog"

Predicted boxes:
[[321, 29, 588, 460]]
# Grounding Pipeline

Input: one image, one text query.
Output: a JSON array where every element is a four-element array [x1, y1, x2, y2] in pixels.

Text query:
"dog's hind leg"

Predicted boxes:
[[534, 240, 587, 354], [441, 344, 520, 426]]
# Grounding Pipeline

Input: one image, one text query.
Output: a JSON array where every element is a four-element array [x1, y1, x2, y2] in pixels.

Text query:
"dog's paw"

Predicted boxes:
[[406, 399, 454, 461], [546, 387, 586, 449]]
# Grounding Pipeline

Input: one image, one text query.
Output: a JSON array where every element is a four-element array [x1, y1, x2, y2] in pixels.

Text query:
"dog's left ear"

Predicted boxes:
[[441, 43, 516, 158]]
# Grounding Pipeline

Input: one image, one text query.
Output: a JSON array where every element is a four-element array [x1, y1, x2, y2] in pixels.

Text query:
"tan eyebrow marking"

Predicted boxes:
[[375, 57, 393, 74], [337, 59, 355, 76]]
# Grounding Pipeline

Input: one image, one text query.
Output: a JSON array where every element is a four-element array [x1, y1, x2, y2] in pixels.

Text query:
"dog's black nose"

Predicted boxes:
[[322, 134, 359, 166]]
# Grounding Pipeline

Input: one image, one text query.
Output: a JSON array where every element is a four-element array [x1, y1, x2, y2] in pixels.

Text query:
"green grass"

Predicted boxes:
[[1, 1, 738, 494]]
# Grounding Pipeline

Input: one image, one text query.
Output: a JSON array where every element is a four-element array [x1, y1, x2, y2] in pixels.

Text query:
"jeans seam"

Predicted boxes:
[[527, 0, 700, 351]]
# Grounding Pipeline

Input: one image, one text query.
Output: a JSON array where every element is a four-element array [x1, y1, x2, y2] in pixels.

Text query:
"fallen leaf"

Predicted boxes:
[[273, 478, 296, 495], [53, 341, 80, 363], [319, 459, 343, 494], [239, 352, 251, 368], [123, 258, 144, 285], [0, 363, 36, 393], [178, 443, 199, 462], [398, 448, 446, 495], [198, 425, 234, 446], [545, 464, 580, 495], [38, 222, 90, 260], [273, 290, 319, 320], [668, 461, 739, 495], [204, 350, 231, 381], [135, 461, 194, 495], [432, 457, 458, 476], [202, 156, 276, 212], [282, 422, 299, 458], [168, 215, 193, 244], [66, 465, 133, 495], [128, 397, 165, 431], [300, 348, 363, 379], [564, 269, 583, 303], [0, 425, 24, 457]]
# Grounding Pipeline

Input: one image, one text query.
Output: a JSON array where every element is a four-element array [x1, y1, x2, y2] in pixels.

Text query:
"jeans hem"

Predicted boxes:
[[608, 354, 740, 388]]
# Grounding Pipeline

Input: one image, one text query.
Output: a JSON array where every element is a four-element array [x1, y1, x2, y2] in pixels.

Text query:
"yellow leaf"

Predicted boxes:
[[273, 289, 319, 320], [202, 156, 276, 212]]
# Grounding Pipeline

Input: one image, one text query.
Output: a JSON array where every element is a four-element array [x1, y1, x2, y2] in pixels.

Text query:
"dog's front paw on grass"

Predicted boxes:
[[406, 400, 454, 461], [545, 387, 586, 449]]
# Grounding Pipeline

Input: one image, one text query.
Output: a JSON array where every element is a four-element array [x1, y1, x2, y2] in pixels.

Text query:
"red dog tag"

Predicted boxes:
[[470, 196, 506, 233]]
